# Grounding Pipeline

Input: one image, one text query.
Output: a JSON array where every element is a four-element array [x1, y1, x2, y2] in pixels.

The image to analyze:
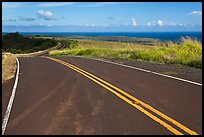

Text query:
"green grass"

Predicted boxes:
[[49, 38, 202, 69]]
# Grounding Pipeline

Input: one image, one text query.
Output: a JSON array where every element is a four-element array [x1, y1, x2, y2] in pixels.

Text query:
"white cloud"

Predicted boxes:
[[132, 18, 137, 27], [37, 2, 76, 7], [144, 20, 190, 27], [167, 22, 177, 26], [178, 23, 186, 26], [145, 20, 184, 27], [164, 21, 188, 27], [47, 24, 54, 27], [157, 20, 163, 26], [147, 22, 151, 26], [37, 10, 56, 20], [81, 24, 111, 27], [144, 21, 180, 27], [84, 24, 96, 27], [2, 2, 23, 8], [188, 11, 202, 16]]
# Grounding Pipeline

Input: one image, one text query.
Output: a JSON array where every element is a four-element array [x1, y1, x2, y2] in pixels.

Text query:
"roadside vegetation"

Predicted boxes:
[[49, 38, 202, 69], [2, 53, 17, 83], [2, 32, 57, 54]]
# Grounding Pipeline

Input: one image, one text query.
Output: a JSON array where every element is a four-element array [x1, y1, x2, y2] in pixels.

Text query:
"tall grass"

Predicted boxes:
[[49, 38, 202, 69]]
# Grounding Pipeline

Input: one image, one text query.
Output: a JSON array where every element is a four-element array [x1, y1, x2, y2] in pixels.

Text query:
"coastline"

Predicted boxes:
[[2, 31, 202, 41]]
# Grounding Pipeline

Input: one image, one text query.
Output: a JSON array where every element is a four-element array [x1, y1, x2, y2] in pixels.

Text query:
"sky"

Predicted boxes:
[[2, 2, 202, 32]]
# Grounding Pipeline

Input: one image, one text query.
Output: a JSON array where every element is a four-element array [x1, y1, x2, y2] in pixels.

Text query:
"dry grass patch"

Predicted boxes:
[[76, 39, 153, 50], [2, 53, 17, 84]]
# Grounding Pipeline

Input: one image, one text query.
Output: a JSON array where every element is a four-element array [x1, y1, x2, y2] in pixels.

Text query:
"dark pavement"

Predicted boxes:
[[2, 56, 202, 135]]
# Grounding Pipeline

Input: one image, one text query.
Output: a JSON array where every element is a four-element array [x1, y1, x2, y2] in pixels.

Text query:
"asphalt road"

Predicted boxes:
[[2, 56, 202, 135]]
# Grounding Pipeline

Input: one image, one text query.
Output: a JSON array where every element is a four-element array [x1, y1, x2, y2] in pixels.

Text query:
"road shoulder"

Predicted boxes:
[[91, 57, 202, 84]]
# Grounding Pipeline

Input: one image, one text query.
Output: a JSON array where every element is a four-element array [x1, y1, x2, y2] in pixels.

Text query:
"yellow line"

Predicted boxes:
[[61, 59, 198, 135], [42, 56, 198, 135], [43, 56, 182, 135]]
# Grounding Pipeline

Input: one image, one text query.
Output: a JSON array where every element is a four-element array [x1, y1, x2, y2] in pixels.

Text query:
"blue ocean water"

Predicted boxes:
[[4, 32, 202, 41]]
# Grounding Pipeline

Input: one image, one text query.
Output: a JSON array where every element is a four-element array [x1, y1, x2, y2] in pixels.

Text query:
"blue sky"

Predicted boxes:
[[2, 2, 202, 32]]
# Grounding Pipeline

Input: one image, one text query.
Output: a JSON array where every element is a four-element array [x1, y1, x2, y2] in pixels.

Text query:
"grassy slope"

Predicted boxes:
[[50, 38, 202, 69], [2, 33, 57, 54]]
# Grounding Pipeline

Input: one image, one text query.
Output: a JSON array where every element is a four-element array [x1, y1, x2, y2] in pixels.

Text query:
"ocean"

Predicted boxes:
[[4, 32, 202, 41]]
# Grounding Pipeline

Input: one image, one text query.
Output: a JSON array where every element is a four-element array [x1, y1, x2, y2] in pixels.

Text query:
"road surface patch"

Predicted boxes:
[[42, 56, 198, 135], [71, 56, 202, 86]]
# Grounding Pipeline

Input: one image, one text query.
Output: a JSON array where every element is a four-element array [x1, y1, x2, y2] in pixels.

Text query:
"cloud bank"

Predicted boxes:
[[188, 11, 202, 16]]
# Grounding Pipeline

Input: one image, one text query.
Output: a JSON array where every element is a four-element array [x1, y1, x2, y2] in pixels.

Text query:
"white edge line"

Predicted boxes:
[[2, 57, 20, 135], [64, 56, 202, 86], [92, 58, 202, 86]]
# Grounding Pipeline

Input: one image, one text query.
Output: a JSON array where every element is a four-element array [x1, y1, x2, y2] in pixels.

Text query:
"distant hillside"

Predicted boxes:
[[2, 32, 57, 54]]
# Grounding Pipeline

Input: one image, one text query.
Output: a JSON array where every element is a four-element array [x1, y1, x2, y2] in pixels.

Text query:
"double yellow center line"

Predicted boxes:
[[42, 56, 198, 135]]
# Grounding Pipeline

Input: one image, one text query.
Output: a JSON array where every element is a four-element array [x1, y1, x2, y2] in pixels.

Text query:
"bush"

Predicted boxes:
[[64, 39, 78, 49]]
